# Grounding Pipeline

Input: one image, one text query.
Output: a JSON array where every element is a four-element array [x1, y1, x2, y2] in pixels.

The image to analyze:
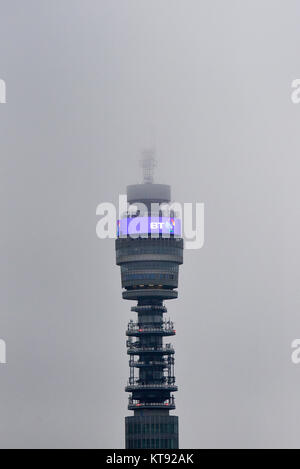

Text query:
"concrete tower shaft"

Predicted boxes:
[[115, 160, 183, 449]]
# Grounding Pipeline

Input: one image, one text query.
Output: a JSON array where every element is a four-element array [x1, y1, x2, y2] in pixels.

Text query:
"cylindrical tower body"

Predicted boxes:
[[115, 178, 183, 449]]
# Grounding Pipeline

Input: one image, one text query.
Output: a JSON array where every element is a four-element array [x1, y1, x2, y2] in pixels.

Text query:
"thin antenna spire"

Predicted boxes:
[[140, 148, 157, 184]]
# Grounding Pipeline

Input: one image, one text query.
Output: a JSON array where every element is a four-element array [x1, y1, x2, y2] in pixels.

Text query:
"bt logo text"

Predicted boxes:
[[0, 339, 6, 364], [0, 79, 6, 104], [291, 79, 300, 104], [150, 222, 172, 230]]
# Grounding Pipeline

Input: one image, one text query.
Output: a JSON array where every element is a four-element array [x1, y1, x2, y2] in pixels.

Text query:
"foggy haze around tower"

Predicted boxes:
[[0, 0, 298, 449]]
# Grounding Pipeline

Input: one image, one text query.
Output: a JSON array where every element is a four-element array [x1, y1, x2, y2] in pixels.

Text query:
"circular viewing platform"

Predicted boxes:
[[131, 305, 167, 314], [127, 345, 175, 356], [129, 359, 173, 368], [128, 399, 176, 411], [123, 288, 178, 301], [125, 383, 178, 393], [126, 325, 176, 337]]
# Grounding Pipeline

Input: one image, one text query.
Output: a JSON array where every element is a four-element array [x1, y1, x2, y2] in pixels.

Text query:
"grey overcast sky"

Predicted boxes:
[[0, 0, 299, 448]]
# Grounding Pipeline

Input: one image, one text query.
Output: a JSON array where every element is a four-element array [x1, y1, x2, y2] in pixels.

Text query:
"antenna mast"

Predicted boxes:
[[140, 149, 157, 184]]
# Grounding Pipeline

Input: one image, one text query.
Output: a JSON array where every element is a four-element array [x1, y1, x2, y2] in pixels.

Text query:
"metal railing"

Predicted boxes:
[[127, 344, 175, 354], [129, 359, 173, 367], [128, 397, 175, 409], [127, 322, 175, 334], [125, 383, 177, 391], [127, 377, 176, 386]]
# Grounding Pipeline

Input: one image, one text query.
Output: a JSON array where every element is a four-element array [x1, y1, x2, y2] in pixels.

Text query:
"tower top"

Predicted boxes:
[[140, 149, 157, 184]]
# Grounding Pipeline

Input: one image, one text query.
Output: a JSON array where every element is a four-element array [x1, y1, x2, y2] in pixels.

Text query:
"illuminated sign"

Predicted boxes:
[[117, 217, 181, 237]]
